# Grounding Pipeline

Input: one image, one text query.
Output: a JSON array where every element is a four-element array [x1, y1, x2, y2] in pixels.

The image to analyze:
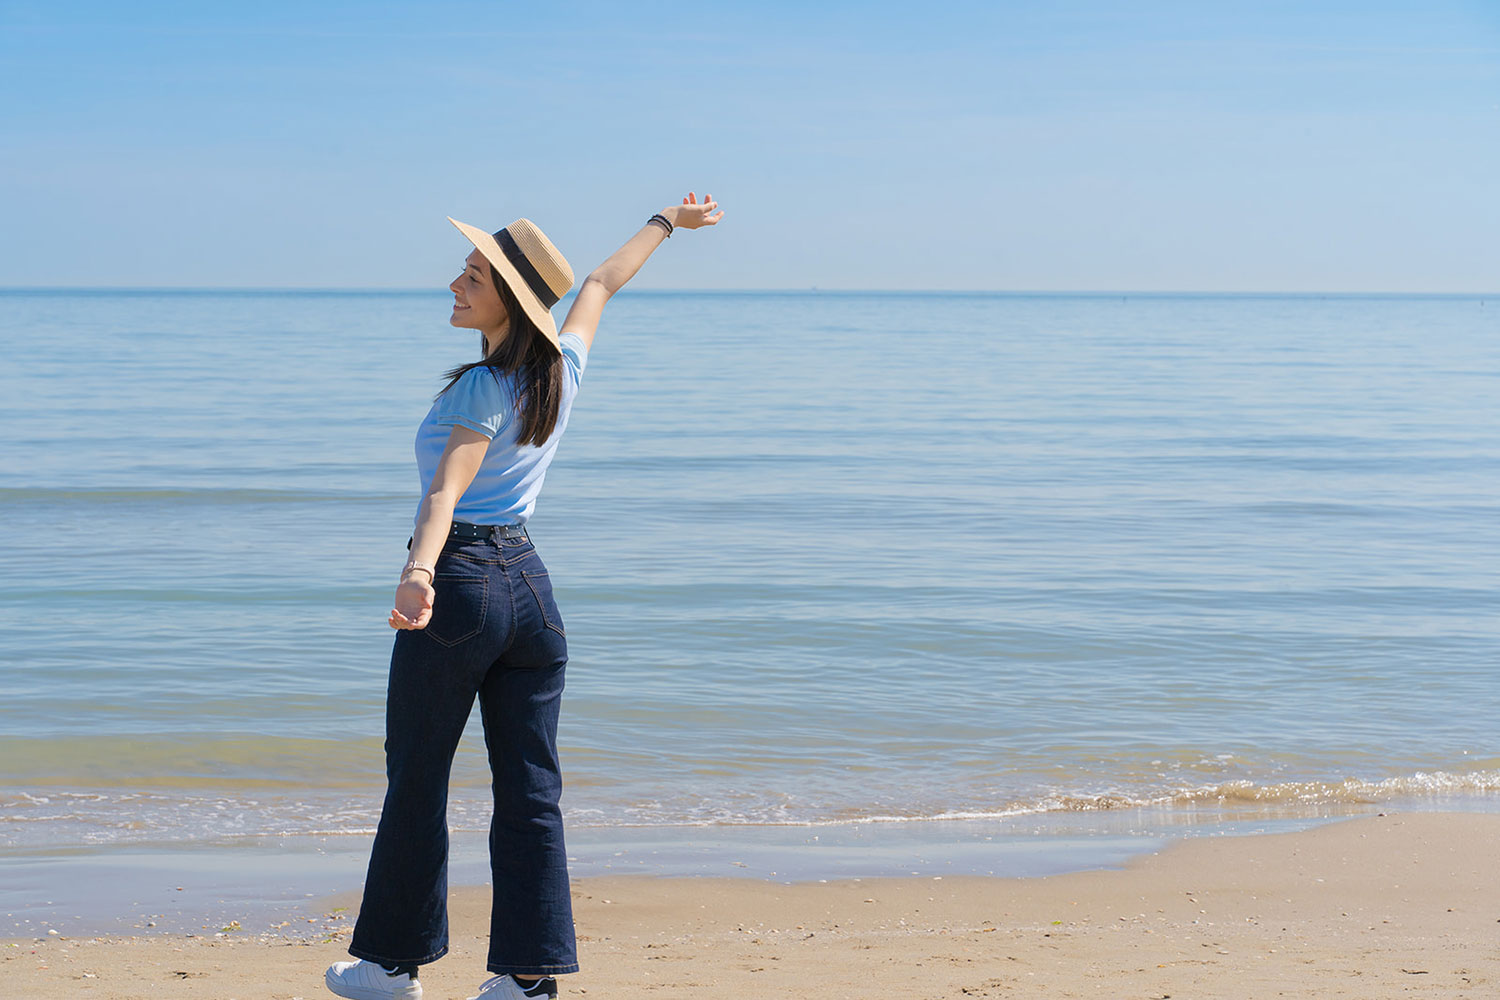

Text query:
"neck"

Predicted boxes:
[[486, 319, 522, 358]]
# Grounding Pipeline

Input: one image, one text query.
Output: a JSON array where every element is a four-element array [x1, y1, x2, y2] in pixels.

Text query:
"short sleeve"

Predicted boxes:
[[558, 331, 588, 391], [435, 366, 512, 439]]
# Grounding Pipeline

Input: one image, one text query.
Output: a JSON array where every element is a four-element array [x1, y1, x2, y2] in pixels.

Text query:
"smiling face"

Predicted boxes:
[[449, 249, 511, 341]]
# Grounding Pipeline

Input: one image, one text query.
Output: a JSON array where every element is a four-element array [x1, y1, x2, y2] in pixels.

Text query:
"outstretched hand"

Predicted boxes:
[[670, 192, 724, 230]]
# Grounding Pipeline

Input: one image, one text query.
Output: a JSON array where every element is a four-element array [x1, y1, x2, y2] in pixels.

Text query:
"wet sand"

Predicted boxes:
[[6, 812, 1499, 998]]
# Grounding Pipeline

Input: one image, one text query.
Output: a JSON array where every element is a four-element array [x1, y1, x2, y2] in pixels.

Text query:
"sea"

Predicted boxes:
[[2, 289, 1497, 933]]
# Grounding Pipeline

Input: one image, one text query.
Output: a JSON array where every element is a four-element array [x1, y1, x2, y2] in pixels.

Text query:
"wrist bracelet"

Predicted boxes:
[[647, 213, 673, 237], [401, 562, 435, 584]]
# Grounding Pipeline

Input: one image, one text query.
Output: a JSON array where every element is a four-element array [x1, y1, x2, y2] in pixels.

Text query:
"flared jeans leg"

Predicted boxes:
[[479, 653, 576, 974], [348, 626, 476, 967]]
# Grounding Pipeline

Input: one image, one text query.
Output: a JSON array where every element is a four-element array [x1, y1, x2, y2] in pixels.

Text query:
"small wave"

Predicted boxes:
[[1171, 770, 1500, 806], [4, 769, 1498, 847], [552, 769, 1500, 829], [0, 791, 110, 808]]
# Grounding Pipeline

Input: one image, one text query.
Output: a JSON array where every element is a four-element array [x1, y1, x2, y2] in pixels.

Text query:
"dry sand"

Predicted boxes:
[[6, 812, 1498, 998]]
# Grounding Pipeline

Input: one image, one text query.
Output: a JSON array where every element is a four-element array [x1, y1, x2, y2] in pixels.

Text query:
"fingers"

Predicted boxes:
[[388, 607, 429, 630], [674, 191, 723, 228]]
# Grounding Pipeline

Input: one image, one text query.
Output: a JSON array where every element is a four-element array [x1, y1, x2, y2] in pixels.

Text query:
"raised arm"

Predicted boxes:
[[560, 191, 723, 351]]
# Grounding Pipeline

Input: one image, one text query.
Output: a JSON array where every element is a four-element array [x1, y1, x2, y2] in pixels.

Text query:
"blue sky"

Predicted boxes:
[[1, 1, 1496, 291]]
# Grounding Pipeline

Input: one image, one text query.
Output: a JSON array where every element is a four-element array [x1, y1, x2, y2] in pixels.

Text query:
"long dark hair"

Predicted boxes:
[[436, 264, 565, 447]]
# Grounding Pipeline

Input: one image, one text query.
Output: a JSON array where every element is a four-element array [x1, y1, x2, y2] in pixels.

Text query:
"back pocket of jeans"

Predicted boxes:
[[522, 571, 565, 637], [424, 573, 488, 647]]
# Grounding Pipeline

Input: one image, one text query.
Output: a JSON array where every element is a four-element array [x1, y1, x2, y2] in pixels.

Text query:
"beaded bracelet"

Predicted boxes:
[[647, 213, 673, 237]]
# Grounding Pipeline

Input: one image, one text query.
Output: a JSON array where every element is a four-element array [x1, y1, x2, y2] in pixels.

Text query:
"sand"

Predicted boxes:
[[6, 812, 1499, 998]]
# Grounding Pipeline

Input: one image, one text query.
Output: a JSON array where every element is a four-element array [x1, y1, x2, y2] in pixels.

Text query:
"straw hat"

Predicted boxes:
[[448, 216, 575, 350]]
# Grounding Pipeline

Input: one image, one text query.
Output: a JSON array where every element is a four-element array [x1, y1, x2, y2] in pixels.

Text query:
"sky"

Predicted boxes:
[[1, 0, 1496, 292]]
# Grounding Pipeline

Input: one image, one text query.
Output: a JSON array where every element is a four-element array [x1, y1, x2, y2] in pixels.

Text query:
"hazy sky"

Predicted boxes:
[[2, 0, 1496, 291]]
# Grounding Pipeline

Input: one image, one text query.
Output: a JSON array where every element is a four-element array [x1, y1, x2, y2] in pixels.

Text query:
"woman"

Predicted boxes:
[[326, 193, 723, 1000]]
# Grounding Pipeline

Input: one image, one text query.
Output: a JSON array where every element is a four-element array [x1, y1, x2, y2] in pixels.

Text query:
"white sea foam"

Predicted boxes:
[[3, 767, 1498, 848]]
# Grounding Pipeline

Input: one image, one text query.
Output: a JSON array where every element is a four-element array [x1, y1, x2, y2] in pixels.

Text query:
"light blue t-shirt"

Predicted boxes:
[[413, 331, 587, 526]]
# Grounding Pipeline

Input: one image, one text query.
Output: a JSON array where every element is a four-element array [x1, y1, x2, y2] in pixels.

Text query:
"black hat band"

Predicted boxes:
[[494, 228, 561, 309]]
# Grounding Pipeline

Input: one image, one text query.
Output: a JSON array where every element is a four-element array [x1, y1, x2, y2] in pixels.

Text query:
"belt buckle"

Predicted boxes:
[[492, 524, 525, 544]]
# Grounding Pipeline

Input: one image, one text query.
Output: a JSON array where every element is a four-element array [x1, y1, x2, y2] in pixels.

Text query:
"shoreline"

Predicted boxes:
[[0, 800, 1408, 940], [7, 796, 1500, 940], [8, 812, 1500, 998]]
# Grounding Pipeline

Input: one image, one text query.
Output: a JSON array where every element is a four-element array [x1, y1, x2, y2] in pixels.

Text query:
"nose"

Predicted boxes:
[[449, 275, 464, 295]]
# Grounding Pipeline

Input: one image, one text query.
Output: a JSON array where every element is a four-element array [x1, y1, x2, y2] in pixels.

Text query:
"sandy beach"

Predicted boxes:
[[6, 811, 1498, 998]]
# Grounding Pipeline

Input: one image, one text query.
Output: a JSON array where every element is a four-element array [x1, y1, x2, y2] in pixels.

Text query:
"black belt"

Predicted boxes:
[[449, 520, 528, 541]]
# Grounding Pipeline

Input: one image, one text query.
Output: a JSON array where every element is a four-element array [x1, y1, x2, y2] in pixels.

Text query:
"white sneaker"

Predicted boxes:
[[468, 973, 558, 1000], [325, 959, 423, 1000]]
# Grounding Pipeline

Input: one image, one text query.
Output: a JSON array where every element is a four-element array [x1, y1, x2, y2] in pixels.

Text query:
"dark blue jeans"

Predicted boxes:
[[349, 533, 578, 976]]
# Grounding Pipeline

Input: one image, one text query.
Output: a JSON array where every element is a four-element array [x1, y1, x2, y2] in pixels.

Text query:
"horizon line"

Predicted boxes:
[[1, 286, 1495, 298]]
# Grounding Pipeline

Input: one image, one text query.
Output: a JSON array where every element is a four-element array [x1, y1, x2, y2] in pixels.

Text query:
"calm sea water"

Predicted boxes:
[[2, 289, 1498, 853]]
